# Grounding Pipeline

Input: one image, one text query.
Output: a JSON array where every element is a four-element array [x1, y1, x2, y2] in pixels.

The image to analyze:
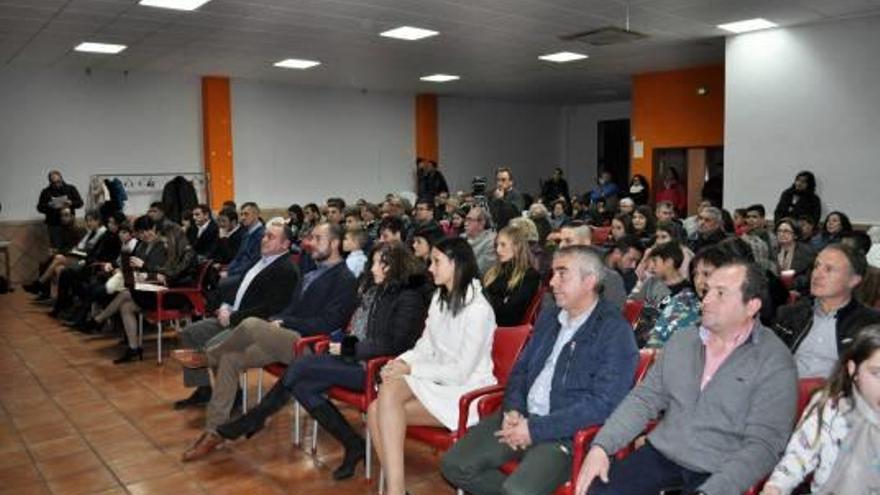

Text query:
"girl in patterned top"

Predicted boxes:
[[761, 324, 880, 495]]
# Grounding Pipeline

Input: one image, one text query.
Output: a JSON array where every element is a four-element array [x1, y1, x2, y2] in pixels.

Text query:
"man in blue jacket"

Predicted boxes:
[[441, 245, 638, 495], [225, 202, 265, 278]]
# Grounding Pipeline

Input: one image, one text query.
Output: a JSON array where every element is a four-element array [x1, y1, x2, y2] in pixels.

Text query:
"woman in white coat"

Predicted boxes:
[[367, 237, 497, 495]]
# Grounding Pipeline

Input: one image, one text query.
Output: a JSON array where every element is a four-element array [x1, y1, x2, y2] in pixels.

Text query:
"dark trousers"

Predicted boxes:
[[441, 411, 572, 495], [589, 442, 710, 495], [282, 354, 365, 411]]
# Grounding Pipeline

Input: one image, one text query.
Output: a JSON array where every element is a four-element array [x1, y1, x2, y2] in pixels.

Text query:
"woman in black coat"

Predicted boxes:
[[482, 225, 542, 326], [774, 170, 822, 225], [215, 242, 429, 480]]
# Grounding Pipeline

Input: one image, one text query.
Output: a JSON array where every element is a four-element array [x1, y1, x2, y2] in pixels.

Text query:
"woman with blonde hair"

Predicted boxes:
[[482, 225, 542, 326]]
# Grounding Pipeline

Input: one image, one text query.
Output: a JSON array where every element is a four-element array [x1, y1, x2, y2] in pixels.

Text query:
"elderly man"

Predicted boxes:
[[465, 206, 497, 275], [442, 246, 637, 495], [775, 243, 880, 378], [576, 261, 798, 495], [688, 206, 728, 253], [557, 223, 627, 309], [177, 221, 358, 461]]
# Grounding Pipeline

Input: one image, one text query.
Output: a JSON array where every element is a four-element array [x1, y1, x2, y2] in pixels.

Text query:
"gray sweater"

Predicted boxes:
[[593, 322, 798, 495]]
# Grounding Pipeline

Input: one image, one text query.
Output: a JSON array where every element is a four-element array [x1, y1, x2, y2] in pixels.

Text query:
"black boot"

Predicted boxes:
[[216, 381, 291, 440], [309, 401, 366, 480], [174, 385, 213, 410], [23, 280, 45, 295], [75, 317, 101, 334], [113, 347, 144, 364]]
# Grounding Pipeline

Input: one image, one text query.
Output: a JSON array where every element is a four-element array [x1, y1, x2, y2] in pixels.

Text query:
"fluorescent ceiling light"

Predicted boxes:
[[138, 0, 212, 11], [717, 18, 778, 33], [74, 42, 127, 54], [538, 51, 589, 63], [274, 58, 321, 70], [420, 74, 459, 83], [380, 26, 439, 41]]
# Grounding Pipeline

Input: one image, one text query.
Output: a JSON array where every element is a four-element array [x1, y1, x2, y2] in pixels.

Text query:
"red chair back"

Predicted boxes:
[[492, 325, 532, 386], [780, 271, 795, 290], [591, 226, 611, 245], [797, 377, 826, 415], [521, 285, 547, 325], [623, 299, 644, 327]]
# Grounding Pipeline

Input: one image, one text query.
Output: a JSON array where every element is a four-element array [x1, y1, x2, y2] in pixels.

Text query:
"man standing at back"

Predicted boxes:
[[576, 261, 798, 495], [37, 170, 84, 249]]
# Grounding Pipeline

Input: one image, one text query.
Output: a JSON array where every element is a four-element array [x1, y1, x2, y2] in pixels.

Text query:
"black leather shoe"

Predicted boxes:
[[113, 347, 143, 364], [174, 386, 212, 410]]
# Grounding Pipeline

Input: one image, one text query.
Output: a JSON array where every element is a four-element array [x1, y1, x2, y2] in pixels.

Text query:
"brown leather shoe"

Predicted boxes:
[[171, 349, 208, 369], [181, 432, 224, 462]]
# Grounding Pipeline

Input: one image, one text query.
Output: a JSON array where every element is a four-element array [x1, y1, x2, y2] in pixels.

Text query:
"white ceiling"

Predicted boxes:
[[2, 0, 880, 103]]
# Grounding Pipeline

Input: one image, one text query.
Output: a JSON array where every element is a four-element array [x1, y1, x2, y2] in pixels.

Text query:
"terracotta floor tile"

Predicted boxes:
[[125, 470, 205, 495], [45, 467, 120, 495], [27, 434, 90, 461], [36, 450, 104, 480], [0, 482, 52, 495], [19, 422, 78, 445], [0, 448, 32, 469], [0, 462, 44, 490], [108, 455, 181, 484]]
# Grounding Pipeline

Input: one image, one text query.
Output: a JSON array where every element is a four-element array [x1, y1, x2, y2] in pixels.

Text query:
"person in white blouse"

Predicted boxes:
[[367, 237, 497, 495]]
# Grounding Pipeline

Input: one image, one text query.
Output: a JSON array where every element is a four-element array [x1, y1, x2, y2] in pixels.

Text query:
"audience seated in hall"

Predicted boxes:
[[175, 220, 358, 462], [576, 261, 798, 495], [464, 206, 497, 276], [442, 245, 638, 495], [557, 223, 627, 310], [367, 237, 496, 495], [761, 325, 880, 495], [481, 225, 542, 326], [774, 243, 880, 379], [225, 202, 265, 279], [186, 204, 219, 261], [216, 242, 430, 480]]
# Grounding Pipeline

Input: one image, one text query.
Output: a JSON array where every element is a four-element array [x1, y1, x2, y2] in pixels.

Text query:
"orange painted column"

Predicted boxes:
[[415, 94, 438, 162], [630, 65, 724, 184], [202, 76, 234, 210]]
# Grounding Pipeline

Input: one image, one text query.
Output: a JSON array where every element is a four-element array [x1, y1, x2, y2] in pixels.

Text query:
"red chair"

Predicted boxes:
[[623, 300, 645, 327], [591, 226, 611, 246], [138, 261, 212, 364], [780, 271, 795, 291], [522, 285, 547, 325], [477, 348, 656, 495]]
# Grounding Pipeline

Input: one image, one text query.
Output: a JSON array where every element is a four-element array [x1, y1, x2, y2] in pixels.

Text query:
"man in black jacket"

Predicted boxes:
[[172, 219, 299, 409], [178, 221, 358, 462], [187, 204, 219, 261], [774, 243, 880, 378], [37, 170, 84, 249]]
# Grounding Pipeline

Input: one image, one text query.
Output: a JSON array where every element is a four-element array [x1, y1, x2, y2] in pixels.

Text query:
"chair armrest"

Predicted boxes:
[[477, 390, 505, 419], [571, 425, 602, 487], [365, 356, 394, 404], [456, 384, 506, 437], [294, 335, 330, 356], [314, 340, 330, 354], [163, 287, 206, 315]]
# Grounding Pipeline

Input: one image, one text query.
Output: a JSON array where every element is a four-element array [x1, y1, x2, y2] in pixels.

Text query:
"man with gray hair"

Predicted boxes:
[[557, 223, 627, 310], [465, 205, 497, 276], [442, 245, 638, 495], [688, 206, 728, 253]]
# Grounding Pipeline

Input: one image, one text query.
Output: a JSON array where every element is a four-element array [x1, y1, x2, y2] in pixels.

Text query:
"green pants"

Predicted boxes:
[[441, 411, 572, 495]]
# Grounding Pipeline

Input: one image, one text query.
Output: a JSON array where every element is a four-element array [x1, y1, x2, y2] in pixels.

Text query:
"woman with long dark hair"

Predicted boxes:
[[216, 242, 429, 479], [631, 205, 656, 248], [761, 325, 880, 494], [482, 225, 541, 326], [815, 211, 853, 250], [367, 237, 496, 495]]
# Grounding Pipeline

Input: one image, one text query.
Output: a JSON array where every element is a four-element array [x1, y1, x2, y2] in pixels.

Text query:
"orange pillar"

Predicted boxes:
[[415, 94, 438, 162], [202, 76, 234, 210]]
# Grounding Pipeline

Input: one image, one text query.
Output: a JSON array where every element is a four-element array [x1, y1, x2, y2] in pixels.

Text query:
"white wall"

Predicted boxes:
[[438, 97, 565, 198], [725, 14, 880, 224], [232, 81, 413, 208], [0, 68, 201, 221], [561, 101, 632, 196]]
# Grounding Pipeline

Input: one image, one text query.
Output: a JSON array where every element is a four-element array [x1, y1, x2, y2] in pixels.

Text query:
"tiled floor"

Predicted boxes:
[[0, 291, 452, 494]]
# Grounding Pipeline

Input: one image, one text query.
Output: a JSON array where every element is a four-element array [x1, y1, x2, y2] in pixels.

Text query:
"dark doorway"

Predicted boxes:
[[597, 119, 631, 191]]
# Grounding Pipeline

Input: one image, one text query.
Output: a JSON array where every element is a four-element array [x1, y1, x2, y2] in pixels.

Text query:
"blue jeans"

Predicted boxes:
[[589, 442, 710, 495], [282, 354, 366, 410]]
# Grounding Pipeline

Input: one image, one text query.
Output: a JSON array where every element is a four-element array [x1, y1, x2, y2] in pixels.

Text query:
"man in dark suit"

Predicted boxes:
[[225, 202, 265, 278], [178, 221, 359, 462], [172, 218, 299, 410], [187, 204, 219, 261]]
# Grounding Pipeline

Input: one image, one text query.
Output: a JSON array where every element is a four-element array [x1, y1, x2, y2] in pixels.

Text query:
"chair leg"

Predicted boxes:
[[365, 413, 372, 480], [137, 314, 143, 348], [240, 371, 248, 413], [257, 369, 263, 401], [311, 416, 318, 454], [293, 402, 302, 446], [156, 321, 163, 364], [379, 469, 385, 494], [289, 398, 298, 445]]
